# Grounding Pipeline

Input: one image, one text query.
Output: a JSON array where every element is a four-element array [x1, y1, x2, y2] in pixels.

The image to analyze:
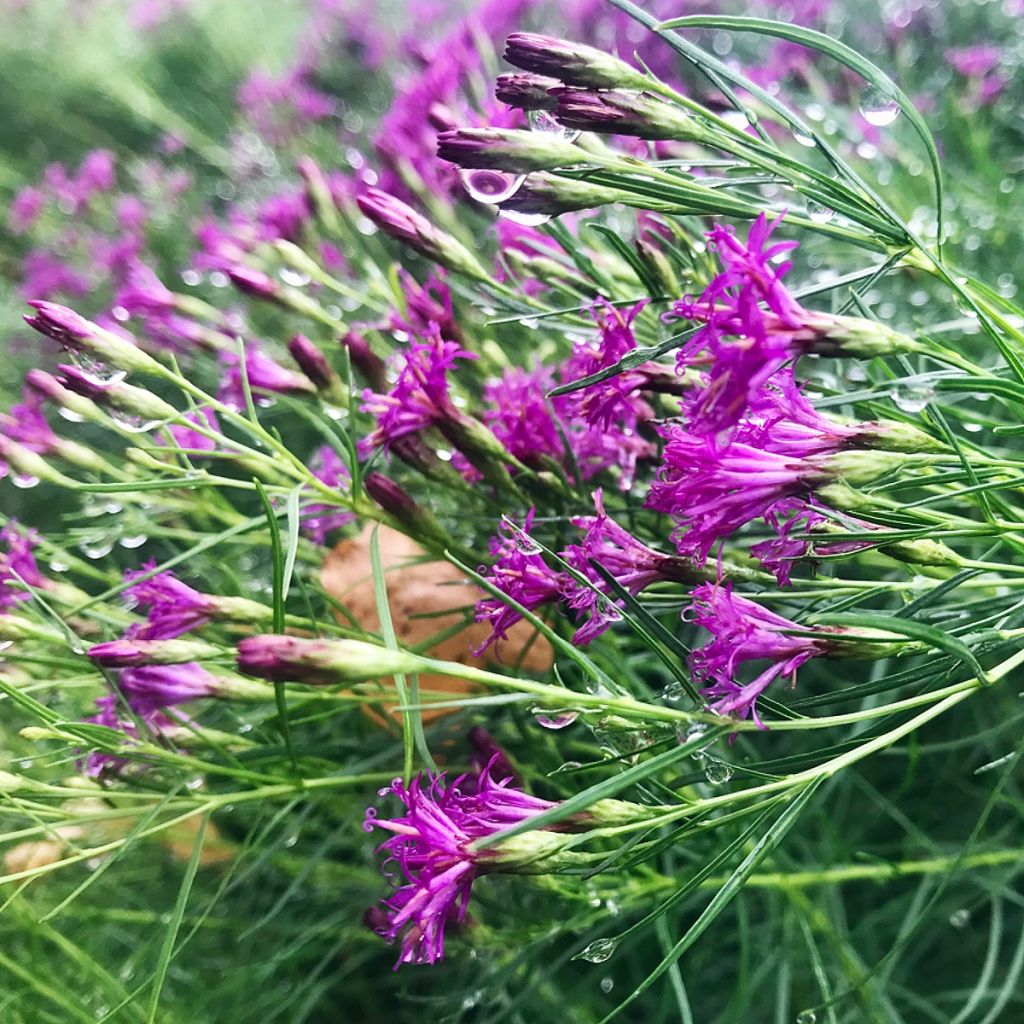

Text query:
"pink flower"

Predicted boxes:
[[688, 583, 836, 725], [364, 755, 557, 967]]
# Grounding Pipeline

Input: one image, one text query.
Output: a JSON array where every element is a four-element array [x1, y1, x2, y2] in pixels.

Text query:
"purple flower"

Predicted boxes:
[[123, 563, 220, 639], [645, 424, 835, 563], [561, 490, 689, 644], [664, 214, 803, 434], [474, 511, 565, 653], [481, 365, 564, 467], [947, 45, 1001, 78], [558, 301, 652, 431], [364, 755, 556, 967], [115, 263, 177, 317], [304, 446, 356, 544], [0, 393, 59, 462], [751, 498, 876, 585], [737, 369, 860, 457], [79, 696, 156, 774], [8, 186, 44, 234], [0, 523, 44, 611], [118, 662, 220, 711], [359, 327, 475, 456], [390, 272, 462, 344], [218, 345, 314, 410], [688, 583, 836, 725]]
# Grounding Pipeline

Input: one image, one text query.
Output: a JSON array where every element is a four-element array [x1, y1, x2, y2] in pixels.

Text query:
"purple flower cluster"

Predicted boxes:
[[364, 754, 556, 966], [0, 524, 44, 612], [359, 327, 475, 456]]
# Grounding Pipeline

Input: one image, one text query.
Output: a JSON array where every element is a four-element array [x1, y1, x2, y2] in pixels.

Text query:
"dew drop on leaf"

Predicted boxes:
[[573, 937, 618, 964]]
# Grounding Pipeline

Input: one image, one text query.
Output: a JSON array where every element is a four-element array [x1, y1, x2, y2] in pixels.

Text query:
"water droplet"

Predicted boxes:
[[284, 832, 299, 848], [680, 723, 709, 760], [520, 316, 540, 330], [528, 108, 581, 143], [535, 710, 579, 730], [58, 408, 86, 423], [111, 410, 161, 433], [806, 201, 835, 224], [600, 977, 614, 994], [949, 908, 971, 929], [78, 532, 117, 559], [574, 937, 618, 963], [460, 168, 525, 204], [119, 534, 148, 549], [704, 759, 734, 785], [279, 267, 311, 288], [48, 560, 69, 573], [792, 128, 817, 148], [891, 384, 935, 413], [662, 681, 687, 705], [499, 209, 552, 227], [69, 351, 126, 387], [11, 474, 40, 489], [181, 269, 202, 287], [796, 1012, 818, 1024], [323, 404, 345, 421], [859, 86, 900, 127]]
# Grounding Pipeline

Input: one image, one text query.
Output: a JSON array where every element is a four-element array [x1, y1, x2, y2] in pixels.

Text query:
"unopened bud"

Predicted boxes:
[[288, 334, 346, 406], [236, 635, 422, 684], [59, 365, 178, 423], [87, 637, 223, 667], [356, 189, 490, 281], [25, 302, 164, 375], [437, 127, 583, 173], [504, 32, 650, 90], [553, 87, 704, 141], [495, 72, 560, 110]]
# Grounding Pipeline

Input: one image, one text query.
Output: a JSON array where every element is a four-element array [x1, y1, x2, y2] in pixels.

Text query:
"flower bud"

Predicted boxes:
[[59, 365, 178, 423], [881, 538, 964, 568], [0, 435, 72, 485], [803, 312, 918, 358], [87, 637, 223, 667], [296, 156, 344, 234], [288, 334, 347, 406], [364, 471, 452, 547], [356, 189, 490, 281], [552, 87, 705, 141], [437, 127, 583, 173], [504, 32, 650, 90], [499, 172, 674, 216], [495, 72, 560, 110], [227, 266, 281, 302], [26, 369, 105, 423], [341, 331, 387, 392], [24, 302, 164, 375], [236, 635, 422, 685]]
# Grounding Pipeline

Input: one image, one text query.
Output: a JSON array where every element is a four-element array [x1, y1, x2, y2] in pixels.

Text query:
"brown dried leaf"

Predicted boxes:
[[321, 524, 553, 721]]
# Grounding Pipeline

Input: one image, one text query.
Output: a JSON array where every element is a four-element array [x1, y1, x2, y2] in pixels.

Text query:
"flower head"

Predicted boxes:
[[474, 511, 565, 653], [124, 563, 219, 639], [79, 695, 171, 778], [364, 755, 557, 967], [645, 424, 833, 563], [304, 446, 355, 545], [481, 365, 564, 467], [118, 661, 220, 712], [0, 524, 44, 612], [688, 583, 836, 725], [156, 407, 220, 453], [359, 327, 475, 456], [562, 490, 689, 644]]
